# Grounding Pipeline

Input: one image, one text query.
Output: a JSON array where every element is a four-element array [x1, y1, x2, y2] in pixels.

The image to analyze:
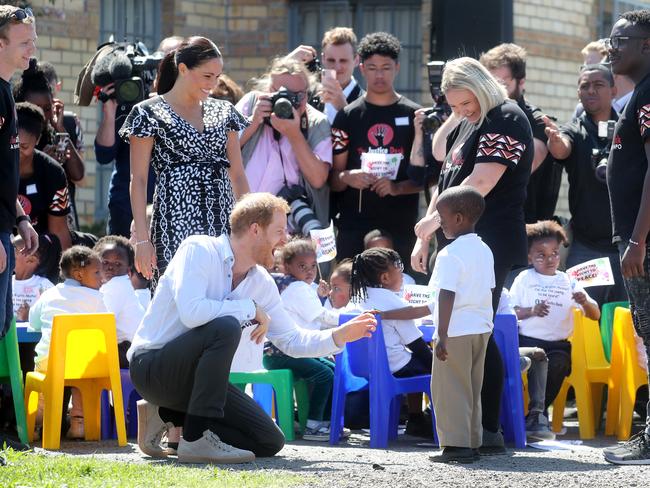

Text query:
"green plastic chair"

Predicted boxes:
[[600, 301, 629, 361], [0, 318, 29, 445], [229, 370, 310, 441]]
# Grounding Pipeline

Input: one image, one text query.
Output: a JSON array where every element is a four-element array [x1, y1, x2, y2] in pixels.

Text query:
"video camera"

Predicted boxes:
[[91, 41, 162, 106], [422, 61, 452, 136]]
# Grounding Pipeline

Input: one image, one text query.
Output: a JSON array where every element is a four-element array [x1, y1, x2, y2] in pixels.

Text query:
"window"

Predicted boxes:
[[95, 0, 161, 223], [289, 0, 423, 102], [598, 0, 649, 38]]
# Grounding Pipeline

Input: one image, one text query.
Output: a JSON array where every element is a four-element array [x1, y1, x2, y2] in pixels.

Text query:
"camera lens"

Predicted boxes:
[[273, 98, 294, 119], [116, 79, 143, 104], [595, 159, 608, 183]]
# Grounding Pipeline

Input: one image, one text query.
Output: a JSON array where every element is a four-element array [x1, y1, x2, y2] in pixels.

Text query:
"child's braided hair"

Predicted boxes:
[[350, 248, 401, 302]]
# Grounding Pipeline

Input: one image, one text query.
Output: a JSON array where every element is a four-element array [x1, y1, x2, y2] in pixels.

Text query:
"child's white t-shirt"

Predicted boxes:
[[134, 288, 151, 311], [29, 279, 107, 364], [100, 275, 145, 343], [281, 280, 332, 331], [12, 275, 54, 316], [428, 233, 495, 337], [509, 268, 594, 341], [351, 287, 422, 373], [497, 288, 516, 316]]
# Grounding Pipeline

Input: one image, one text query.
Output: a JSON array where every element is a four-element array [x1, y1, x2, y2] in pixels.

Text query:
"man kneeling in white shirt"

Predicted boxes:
[[127, 192, 376, 464]]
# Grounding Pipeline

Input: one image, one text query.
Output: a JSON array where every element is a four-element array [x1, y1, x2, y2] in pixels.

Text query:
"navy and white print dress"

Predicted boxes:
[[120, 95, 249, 288]]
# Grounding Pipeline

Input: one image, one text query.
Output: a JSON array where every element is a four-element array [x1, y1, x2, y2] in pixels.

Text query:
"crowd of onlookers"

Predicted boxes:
[[2, 3, 650, 467]]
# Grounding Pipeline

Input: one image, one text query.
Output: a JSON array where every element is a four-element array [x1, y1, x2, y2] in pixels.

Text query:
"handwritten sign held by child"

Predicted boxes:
[[566, 257, 615, 288], [360, 152, 402, 180], [402, 284, 436, 325], [310, 221, 337, 263]]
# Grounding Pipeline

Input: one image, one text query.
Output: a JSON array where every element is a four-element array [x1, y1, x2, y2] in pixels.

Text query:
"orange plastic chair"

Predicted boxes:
[[24, 313, 126, 449], [551, 309, 612, 439], [609, 307, 648, 440]]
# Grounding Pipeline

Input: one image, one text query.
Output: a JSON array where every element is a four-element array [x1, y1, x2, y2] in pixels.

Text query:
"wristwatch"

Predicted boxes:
[[16, 215, 31, 225]]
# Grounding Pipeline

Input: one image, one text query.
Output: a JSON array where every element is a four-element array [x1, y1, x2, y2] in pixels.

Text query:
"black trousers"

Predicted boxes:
[[129, 316, 285, 457]]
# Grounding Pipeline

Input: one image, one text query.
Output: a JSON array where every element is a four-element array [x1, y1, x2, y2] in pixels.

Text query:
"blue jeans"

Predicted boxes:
[[567, 238, 627, 307], [0, 232, 15, 338], [617, 240, 650, 435]]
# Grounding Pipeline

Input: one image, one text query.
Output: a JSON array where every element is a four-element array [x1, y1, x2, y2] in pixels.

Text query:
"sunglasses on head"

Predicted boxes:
[[0, 8, 34, 29]]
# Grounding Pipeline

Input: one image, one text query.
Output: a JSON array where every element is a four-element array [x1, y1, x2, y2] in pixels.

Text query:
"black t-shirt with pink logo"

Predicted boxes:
[[331, 95, 421, 228], [607, 72, 650, 244], [0, 78, 19, 233], [438, 100, 533, 265]]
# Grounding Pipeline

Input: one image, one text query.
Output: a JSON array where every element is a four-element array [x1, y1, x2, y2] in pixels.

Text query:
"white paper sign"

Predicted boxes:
[[361, 152, 402, 180], [566, 257, 615, 288], [309, 221, 337, 263], [402, 284, 436, 325]]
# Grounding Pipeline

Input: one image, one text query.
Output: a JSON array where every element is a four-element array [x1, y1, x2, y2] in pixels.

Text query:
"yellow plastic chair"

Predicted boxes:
[[551, 309, 612, 439], [610, 307, 648, 440], [604, 305, 630, 436], [24, 313, 126, 450]]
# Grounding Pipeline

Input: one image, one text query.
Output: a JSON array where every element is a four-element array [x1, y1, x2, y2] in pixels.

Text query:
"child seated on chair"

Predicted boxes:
[[12, 234, 56, 323], [29, 246, 106, 440], [510, 220, 600, 440], [349, 247, 434, 438], [381, 187, 494, 463], [94, 235, 145, 368], [264, 239, 338, 442]]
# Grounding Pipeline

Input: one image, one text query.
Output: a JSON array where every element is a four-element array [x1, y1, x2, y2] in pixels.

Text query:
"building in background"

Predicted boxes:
[[24, 0, 650, 228]]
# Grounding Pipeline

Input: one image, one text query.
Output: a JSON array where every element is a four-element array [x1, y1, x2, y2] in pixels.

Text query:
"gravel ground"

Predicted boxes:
[[31, 417, 650, 487]]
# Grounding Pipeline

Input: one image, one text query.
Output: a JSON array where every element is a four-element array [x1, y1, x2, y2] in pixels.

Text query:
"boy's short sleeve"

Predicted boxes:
[[430, 252, 463, 293], [508, 270, 528, 307]]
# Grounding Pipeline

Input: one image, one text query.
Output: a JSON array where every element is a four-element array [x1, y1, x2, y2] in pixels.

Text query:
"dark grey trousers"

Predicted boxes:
[[129, 316, 285, 456]]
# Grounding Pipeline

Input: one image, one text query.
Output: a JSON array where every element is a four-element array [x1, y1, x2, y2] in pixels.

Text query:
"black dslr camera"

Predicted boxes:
[[422, 61, 452, 136], [306, 57, 323, 74], [267, 87, 304, 120], [591, 120, 616, 183]]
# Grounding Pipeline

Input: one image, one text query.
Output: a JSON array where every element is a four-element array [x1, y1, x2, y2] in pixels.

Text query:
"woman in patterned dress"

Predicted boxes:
[[121, 37, 249, 287]]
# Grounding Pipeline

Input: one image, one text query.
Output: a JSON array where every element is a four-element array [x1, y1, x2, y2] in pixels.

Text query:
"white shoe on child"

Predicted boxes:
[[66, 416, 85, 439], [177, 430, 255, 464], [136, 400, 174, 458]]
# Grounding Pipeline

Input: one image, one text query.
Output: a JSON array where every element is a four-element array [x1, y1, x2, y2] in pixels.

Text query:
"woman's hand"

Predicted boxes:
[[410, 238, 429, 274], [134, 240, 157, 280], [414, 213, 440, 240], [341, 169, 377, 190]]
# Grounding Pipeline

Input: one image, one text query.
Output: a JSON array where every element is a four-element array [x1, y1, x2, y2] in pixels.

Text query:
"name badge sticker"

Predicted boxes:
[[26, 184, 37, 195], [395, 116, 409, 126]]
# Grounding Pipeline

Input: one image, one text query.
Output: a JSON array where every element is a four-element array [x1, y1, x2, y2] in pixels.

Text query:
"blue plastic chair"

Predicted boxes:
[[493, 314, 526, 448], [330, 314, 438, 448], [101, 369, 141, 439]]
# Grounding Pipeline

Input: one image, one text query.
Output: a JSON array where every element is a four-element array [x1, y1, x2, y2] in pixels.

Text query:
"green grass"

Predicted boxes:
[[0, 448, 306, 488]]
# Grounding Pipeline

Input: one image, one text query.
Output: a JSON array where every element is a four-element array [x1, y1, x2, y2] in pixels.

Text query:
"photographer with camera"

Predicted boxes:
[[543, 64, 626, 306], [236, 56, 332, 235], [120, 37, 249, 290]]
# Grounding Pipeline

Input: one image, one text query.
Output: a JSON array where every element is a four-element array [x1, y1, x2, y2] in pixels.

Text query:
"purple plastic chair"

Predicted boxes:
[[493, 314, 526, 448], [101, 369, 141, 439], [330, 314, 438, 448]]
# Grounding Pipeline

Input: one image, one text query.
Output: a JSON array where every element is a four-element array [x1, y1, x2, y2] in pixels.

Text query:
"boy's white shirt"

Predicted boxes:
[[509, 268, 595, 341], [29, 279, 107, 364], [350, 287, 422, 373], [428, 233, 495, 337], [12, 275, 54, 316], [100, 274, 145, 343]]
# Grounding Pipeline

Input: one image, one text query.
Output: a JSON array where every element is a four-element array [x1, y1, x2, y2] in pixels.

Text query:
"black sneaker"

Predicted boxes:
[[430, 447, 475, 464], [405, 412, 434, 439], [603, 432, 650, 465]]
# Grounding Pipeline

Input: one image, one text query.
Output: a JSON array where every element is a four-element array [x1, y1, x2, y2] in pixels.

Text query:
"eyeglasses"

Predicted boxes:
[[0, 8, 34, 29], [393, 259, 404, 272], [604, 36, 647, 50]]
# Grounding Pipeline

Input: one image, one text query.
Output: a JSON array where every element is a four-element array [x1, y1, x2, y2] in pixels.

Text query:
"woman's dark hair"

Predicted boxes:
[[16, 101, 45, 139], [156, 36, 222, 95], [34, 234, 61, 283], [525, 220, 568, 250], [94, 234, 135, 269], [13, 57, 51, 102], [350, 248, 401, 302], [59, 245, 99, 280]]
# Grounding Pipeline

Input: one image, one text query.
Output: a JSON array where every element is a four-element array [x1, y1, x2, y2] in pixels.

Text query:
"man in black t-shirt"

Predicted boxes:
[[544, 65, 626, 307], [480, 43, 562, 223], [330, 32, 422, 271], [603, 9, 650, 465], [0, 6, 38, 339]]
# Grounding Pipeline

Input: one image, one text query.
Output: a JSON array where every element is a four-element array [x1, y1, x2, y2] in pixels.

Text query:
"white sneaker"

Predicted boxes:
[[136, 400, 174, 458], [66, 416, 85, 439], [177, 430, 255, 464]]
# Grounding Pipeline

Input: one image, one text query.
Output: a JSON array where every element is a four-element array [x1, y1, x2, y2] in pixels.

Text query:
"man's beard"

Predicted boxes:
[[510, 84, 523, 101], [253, 240, 274, 270]]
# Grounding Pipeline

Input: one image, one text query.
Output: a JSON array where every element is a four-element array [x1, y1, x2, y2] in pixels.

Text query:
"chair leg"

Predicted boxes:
[[9, 367, 29, 445], [369, 390, 390, 449], [591, 384, 605, 431], [271, 377, 295, 442], [42, 385, 65, 450], [605, 381, 620, 436], [294, 380, 310, 435], [573, 381, 596, 439], [329, 377, 346, 446], [388, 395, 401, 441], [24, 387, 39, 444], [551, 380, 570, 433], [78, 383, 101, 441], [616, 384, 637, 441]]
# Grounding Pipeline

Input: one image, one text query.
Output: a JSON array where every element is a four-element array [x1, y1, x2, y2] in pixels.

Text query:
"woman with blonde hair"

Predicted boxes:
[[409, 56, 534, 454]]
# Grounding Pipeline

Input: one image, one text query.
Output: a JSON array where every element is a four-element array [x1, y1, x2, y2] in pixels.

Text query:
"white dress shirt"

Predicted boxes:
[[325, 77, 359, 124], [127, 234, 340, 362]]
